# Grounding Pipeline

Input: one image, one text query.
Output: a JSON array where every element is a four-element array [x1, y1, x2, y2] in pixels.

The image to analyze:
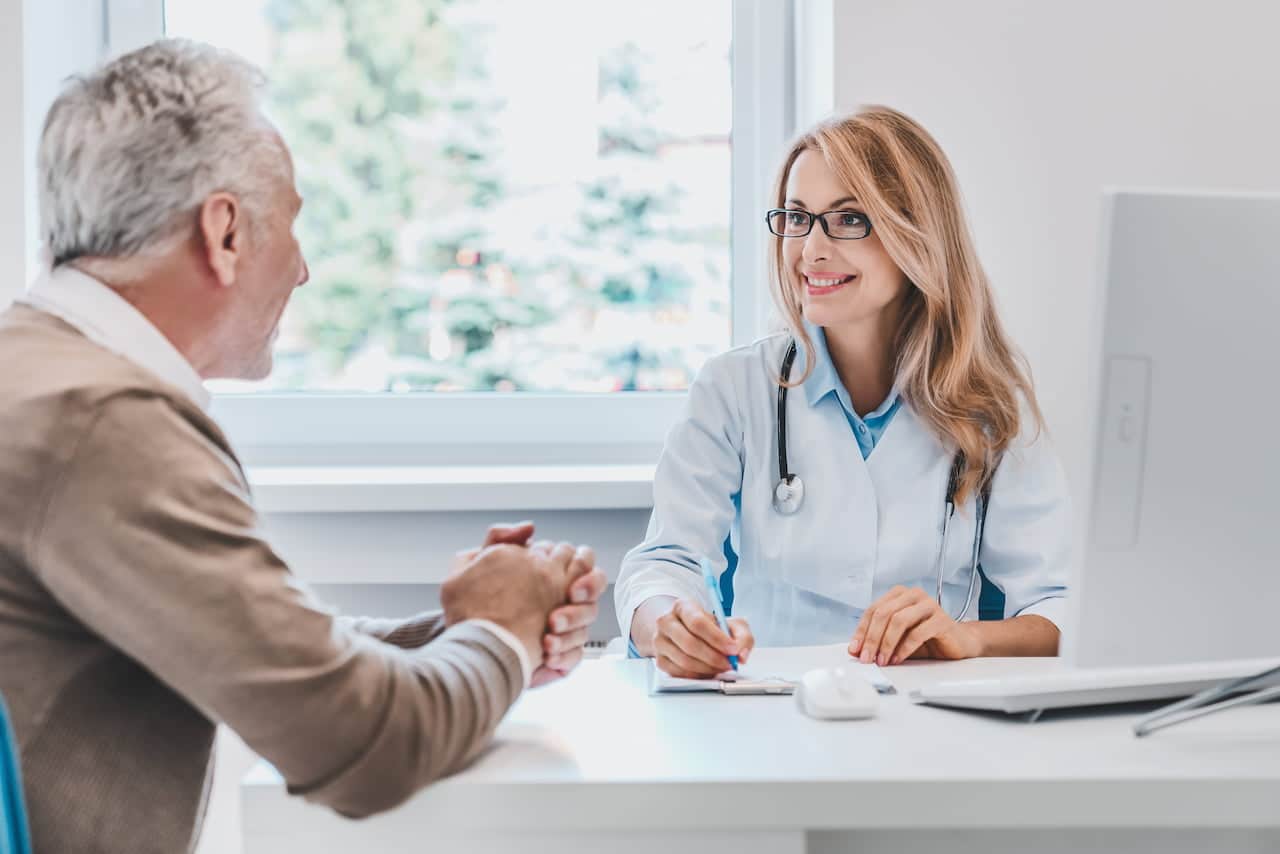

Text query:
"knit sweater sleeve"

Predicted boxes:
[[29, 392, 524, 817]]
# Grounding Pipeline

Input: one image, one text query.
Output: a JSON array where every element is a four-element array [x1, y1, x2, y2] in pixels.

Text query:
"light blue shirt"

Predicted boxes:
[[800, 323, 901, 459], [616, 329, 1071, 648]]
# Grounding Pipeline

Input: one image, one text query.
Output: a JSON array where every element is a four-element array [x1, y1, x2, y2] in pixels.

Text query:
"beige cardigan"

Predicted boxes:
[[0, 303, 524, 853]]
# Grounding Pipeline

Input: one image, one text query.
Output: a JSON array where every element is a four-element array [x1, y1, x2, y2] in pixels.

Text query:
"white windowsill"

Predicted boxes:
[[247, 464, 657, 514]]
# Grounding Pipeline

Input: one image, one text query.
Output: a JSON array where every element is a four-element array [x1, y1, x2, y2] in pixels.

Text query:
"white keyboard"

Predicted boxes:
[[910, 658, 1280, 714]]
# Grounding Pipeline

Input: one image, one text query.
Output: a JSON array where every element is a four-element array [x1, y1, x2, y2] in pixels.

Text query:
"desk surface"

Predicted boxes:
[[244, 647, 1280, 835]]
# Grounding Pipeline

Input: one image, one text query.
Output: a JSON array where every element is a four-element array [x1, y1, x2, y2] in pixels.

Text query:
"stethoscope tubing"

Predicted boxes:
[[773, 338, 991, 621]]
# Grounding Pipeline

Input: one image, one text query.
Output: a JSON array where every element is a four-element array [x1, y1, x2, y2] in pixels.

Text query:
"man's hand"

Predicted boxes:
[[448, 522, 537, 577], [441, 541, 576, 668], [531, 545, 606, 687], [448, 523, 606, 687]]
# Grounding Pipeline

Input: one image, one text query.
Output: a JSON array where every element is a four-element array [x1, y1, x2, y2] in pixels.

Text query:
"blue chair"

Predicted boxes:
[[0, 695, 32, 854]]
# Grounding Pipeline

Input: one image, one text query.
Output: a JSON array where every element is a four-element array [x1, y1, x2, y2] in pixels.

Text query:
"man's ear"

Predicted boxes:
[[198, 192, 243, 287]]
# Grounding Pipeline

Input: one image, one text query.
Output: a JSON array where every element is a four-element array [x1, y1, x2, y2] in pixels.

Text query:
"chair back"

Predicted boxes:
[[0, 695, 31, 854]]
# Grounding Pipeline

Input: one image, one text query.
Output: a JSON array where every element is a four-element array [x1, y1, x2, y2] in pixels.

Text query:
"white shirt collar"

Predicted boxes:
[[20, 265, 212, 411]]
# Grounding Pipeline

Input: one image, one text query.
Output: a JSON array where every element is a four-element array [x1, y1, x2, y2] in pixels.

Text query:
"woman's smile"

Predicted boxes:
[[804, 272, 857, 296]]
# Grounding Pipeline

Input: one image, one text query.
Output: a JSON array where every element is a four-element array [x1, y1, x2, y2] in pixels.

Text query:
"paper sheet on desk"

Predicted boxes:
[[649, 643, 895, 695], [648, 667, 794, 694]]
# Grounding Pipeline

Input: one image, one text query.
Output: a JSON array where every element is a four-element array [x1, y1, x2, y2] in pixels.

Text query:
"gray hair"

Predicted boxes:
[[38, 38, 286, 267]]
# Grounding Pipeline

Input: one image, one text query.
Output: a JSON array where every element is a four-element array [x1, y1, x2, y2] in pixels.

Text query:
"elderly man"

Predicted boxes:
[[0, 39, 607, 853]]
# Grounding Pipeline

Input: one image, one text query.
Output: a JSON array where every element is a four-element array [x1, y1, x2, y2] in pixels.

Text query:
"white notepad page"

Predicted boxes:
[[649, 643, 895, 694]]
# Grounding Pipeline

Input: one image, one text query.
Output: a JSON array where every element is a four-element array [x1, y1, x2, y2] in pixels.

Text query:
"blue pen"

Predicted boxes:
[[699, 557, 739, 671]]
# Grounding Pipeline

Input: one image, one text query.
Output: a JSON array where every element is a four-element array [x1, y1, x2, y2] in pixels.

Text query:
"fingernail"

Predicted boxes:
[[860, 650, 872, 663], [572, 587, 589, 603], [877, 654, 886, 666], [726, 644, 739, 655], [554, 617, 567, 632]]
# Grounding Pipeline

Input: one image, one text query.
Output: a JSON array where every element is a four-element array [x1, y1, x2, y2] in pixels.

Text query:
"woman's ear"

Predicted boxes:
[[198, 192, 242, 287]]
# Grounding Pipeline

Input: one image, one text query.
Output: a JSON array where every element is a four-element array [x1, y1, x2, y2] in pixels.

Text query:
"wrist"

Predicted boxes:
[[630, 595, 678, 656], [480, 616, 545, 665], [522, 636, 545, 670], [517, 617, 550, 667], [462, 618, 538, 687], [961, 621, 988, 658]]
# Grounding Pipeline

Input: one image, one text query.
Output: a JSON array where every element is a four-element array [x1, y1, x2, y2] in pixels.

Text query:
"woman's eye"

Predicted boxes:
[[838, 212, 864, 227], [786, 212, 808, 225]]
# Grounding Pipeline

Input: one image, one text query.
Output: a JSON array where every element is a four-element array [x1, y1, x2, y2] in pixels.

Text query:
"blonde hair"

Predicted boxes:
[[768, 106, 1042, 504]]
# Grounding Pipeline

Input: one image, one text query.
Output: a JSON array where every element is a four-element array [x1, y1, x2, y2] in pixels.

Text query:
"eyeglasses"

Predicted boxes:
[[765, 209, 873, 240]]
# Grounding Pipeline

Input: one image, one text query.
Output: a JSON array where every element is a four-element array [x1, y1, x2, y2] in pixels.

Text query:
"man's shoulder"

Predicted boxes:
[[1, 303, 220, 428], [0, 303, 238, 478]]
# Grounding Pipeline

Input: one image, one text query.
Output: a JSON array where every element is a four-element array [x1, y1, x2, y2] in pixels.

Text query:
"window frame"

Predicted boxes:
[[93, 0, 797, 467], [2, 0, 30, 306]]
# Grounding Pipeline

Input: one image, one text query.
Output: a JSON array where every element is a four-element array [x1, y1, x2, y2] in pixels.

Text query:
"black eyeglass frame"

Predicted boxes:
[[764, 209, 873, 240]]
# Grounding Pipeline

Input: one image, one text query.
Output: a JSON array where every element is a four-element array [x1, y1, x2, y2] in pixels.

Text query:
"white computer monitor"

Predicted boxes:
[[1065, 189, 1280, 668]]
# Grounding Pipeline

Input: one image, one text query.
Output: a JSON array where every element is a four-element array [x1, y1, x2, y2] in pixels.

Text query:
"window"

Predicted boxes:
[[170, 0, 734, 395], [99, 0, 794, 465]]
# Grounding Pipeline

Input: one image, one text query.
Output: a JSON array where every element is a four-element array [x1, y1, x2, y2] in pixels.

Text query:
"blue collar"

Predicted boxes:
[[794, 323, 899, 418]]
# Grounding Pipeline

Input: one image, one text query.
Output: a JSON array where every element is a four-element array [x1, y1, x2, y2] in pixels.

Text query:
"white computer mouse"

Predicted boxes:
[[796, 665, 880, 720]]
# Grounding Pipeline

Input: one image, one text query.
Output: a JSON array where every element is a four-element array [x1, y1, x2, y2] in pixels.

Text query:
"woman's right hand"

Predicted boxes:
[[652, 597, 755, 679]]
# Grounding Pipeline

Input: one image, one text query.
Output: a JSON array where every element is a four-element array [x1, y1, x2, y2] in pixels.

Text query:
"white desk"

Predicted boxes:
[[242, 647, 1280, 854]]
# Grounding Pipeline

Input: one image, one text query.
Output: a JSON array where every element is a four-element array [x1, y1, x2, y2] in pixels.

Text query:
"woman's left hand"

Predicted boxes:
[[849, 585, 984, 665]]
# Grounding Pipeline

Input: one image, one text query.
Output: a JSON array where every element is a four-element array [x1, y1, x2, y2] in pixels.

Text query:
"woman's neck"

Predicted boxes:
[[821, 311, 901, 417]]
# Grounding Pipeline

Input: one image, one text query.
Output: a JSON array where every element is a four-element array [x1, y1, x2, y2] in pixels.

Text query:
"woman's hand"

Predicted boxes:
[[652, 598, 755, 679], [849, 585, 984, 665]]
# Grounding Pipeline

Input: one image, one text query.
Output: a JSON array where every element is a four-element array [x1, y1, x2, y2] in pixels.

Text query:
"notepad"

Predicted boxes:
[[649, 667, 797, 695], [647, 643, 896, 696]]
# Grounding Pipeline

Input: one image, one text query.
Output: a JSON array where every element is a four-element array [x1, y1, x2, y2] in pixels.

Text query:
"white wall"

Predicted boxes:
[[1, 0, 24, 303], [829, 0, 1280, 516]]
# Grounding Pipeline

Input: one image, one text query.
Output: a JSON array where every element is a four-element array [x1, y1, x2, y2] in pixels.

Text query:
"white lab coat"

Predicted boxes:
[[615, 331, 1071, 647]]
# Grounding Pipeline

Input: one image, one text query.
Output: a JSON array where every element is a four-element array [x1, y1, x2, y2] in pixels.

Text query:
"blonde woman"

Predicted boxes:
[[616, 106, 1070, 678]]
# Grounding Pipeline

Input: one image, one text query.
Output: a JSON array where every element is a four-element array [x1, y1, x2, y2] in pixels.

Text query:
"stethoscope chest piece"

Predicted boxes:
[[773, 474, 804, 515]]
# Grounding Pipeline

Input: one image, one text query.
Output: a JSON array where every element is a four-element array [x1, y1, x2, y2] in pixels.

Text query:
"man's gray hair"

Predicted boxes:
[[38, 39, 285, 267]]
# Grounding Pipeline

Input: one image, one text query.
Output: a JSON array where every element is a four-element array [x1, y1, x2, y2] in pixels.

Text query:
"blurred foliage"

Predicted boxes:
[[262, 0, 727, 391]]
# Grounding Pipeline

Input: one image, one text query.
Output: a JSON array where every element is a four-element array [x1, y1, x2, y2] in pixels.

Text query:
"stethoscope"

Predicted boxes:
[[771, 340, 992, 621]]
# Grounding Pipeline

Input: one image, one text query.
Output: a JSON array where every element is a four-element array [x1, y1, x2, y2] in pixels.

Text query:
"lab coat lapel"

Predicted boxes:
[[782, 393, 879, 607]]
